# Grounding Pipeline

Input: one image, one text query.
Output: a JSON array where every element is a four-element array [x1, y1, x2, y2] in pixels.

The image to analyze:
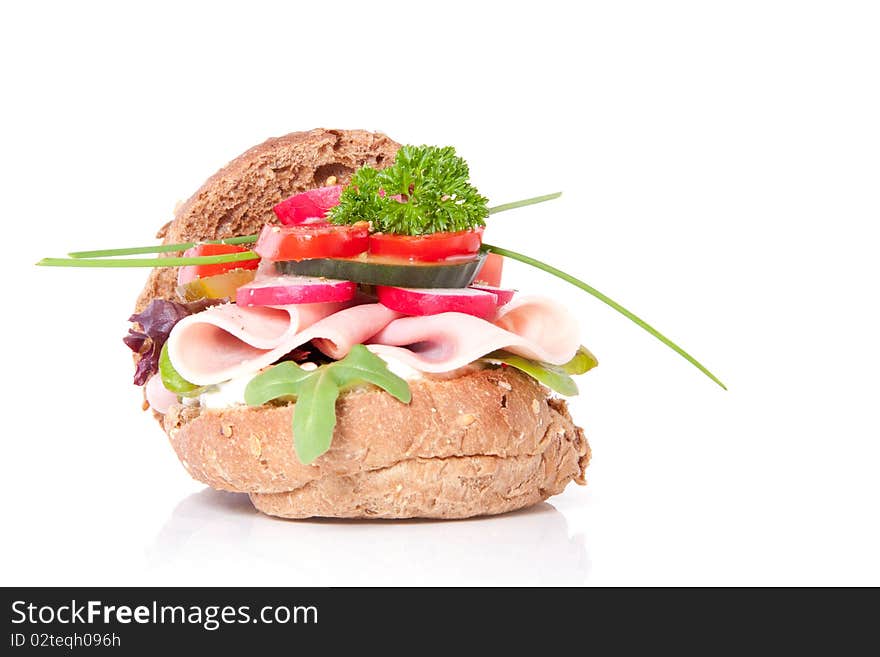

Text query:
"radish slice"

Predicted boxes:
[[377, 286, 499, 319], [469, 284, 516, 307], [273, 185, 342, 225], [237, 275, 356, 306]]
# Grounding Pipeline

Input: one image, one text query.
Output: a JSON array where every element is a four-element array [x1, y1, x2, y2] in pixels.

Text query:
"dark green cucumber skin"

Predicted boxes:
[[274, 253, 486, 288]]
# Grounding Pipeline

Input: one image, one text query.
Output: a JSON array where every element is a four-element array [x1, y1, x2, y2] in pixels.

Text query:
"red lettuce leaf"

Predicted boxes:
[[124, 299, 218, 386]]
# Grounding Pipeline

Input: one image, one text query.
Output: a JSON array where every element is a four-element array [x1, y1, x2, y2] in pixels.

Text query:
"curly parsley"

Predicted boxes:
[[328, 145, 489, 235]]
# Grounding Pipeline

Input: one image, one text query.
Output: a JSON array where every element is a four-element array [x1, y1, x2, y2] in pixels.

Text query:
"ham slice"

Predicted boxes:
[[367, 297, 580, 373], [145, 374, 179, 415], [166, 302, 400, 385], [309, 303, 402, 359], [166, 294, 579, 385], [167, 301, 343, 385], [493, 296, 581, 361]]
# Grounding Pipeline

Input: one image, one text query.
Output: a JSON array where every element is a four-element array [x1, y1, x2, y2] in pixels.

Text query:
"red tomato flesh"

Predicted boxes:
[[473, 252, 504, 287], [176, 243, 259, 286], [255, 222, 370, 262], [273, 185, 342, 225], [368, 227, 483, 262]]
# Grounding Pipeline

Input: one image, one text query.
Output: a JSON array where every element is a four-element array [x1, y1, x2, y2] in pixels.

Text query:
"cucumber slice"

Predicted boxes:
[[274, 253, 486, 288]]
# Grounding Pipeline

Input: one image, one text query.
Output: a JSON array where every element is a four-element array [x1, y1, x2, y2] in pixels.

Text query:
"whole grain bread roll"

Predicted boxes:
[[139, 129, 590, 519]]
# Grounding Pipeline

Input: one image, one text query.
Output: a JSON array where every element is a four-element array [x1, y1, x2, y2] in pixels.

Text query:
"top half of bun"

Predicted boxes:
[[136, 128, 401, 311]]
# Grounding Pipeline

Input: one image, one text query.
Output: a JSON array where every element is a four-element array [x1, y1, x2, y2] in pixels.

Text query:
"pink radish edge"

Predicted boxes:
[[376, 286, 499, 319], [272, 185, 343, 225], [237, 276, 356, 306], [469, 284, 516, 306]]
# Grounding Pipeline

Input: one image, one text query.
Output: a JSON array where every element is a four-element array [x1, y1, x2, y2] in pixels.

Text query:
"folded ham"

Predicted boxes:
[[367, 297, 580, 373], [167, 301, 396, 385], [166, 296, 580, 385]]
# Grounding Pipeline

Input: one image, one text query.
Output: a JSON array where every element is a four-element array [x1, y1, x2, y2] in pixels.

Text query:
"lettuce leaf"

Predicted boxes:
[[480, 346, 598, 396], [123, 298, 217, 385], [158, 343, 209, 397]]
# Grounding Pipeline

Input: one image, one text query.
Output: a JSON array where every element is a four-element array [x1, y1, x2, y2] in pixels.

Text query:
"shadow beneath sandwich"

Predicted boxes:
[[148, 488, 591, 586]]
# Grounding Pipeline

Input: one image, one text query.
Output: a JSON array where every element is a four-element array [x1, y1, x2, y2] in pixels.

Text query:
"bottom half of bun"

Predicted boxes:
[[163, 368, 590, 519]]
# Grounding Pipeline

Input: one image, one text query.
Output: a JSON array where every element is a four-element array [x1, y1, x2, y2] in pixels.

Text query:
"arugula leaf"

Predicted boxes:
[[481, 347, 598, 397], [292, 368, 340, 465], [330, 345, 412, 402], [244, 345, 412, 465], [243, 361, 313, 406], [159, 343, 209, 397], [328, 145, 488, 236]]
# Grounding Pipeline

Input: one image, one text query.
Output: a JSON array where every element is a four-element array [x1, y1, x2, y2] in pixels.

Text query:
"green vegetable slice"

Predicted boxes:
[[244, 345, 411, 465], [274, 253, 486, 288], [159, 343, 210, 397], [481, 346, 597, 396]]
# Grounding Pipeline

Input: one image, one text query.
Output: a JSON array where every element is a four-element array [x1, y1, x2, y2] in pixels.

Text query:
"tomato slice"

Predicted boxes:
[[473, 252, 504, 287], [255, 222, 370, 262], [177, 244, 259, 285], [368, 227, 483, 262]]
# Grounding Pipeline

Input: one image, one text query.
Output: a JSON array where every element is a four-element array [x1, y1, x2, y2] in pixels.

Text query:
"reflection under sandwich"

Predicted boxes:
[[149, 488, 590, 586]]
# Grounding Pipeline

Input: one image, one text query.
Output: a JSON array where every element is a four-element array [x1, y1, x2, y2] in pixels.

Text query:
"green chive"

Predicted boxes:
[[55, 192, 558, 261], [487, 192, 562, 215], [481, 242, 727, 390], [36, 251, 260, 268], [68, 234, 259, 258]]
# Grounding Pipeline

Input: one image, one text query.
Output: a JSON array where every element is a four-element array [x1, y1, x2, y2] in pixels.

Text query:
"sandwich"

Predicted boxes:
[[38, 128, 724, 520]]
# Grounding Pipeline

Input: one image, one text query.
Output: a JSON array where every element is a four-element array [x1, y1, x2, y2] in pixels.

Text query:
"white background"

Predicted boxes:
[[1, 1, 878, 586]]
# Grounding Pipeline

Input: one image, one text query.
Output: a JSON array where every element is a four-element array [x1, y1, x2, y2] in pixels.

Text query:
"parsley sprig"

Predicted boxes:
[[328, 145, 489, 235]]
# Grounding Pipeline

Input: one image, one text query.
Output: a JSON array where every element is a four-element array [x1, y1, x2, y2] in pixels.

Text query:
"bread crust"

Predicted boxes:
[[250, 448, 583, 520], [136, 128, 400, 311], [164, 368, 590, 519]]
